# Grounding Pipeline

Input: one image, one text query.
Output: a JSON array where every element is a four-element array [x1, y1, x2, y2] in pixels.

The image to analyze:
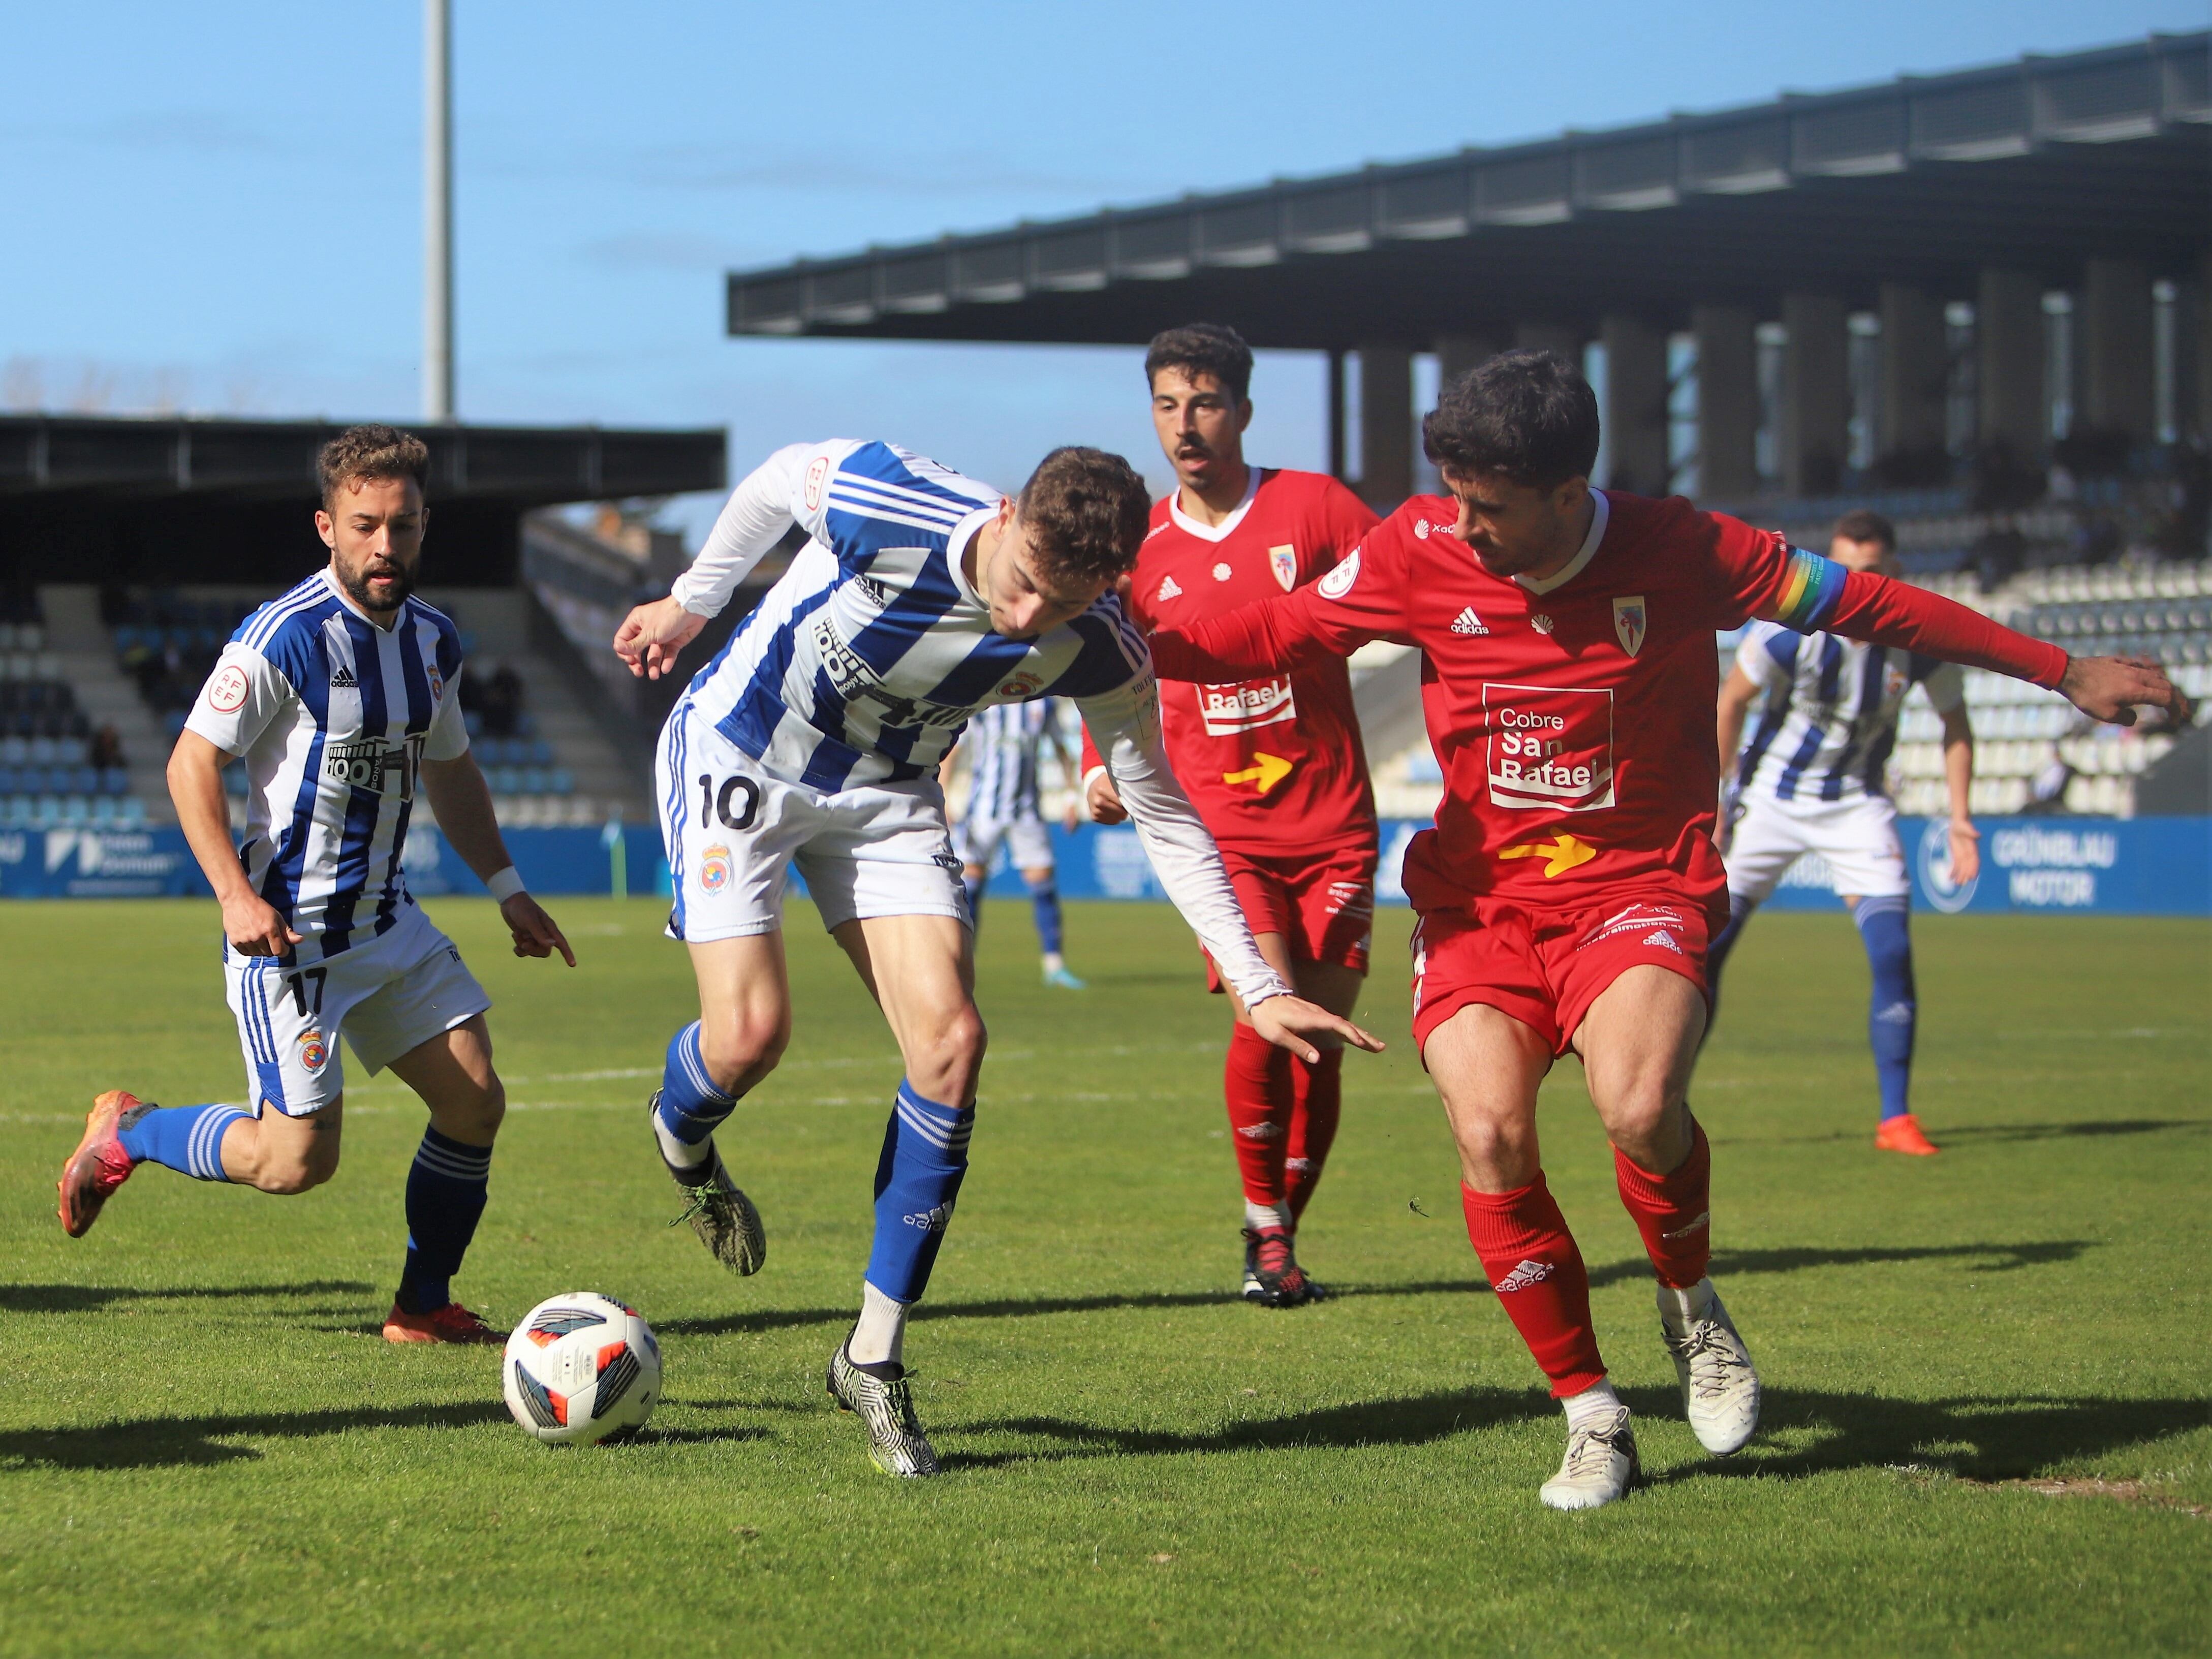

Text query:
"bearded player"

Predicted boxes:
[[1083, 323, 1379, 1307], [55, 426, 575, 1343], [613, 439, 1378, 1478], [1708, 509, 1978, 1155], [1147, 352, 2189, 1509]]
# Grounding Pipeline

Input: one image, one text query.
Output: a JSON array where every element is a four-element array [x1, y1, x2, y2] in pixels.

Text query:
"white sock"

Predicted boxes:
[[653, 1116, 713, 1170], [1244, 1200, 1287, 1232], [848, 1281, 909, 1368], [1562, 1379, 1624, 1433], [1042, 952, 1065, 973], [1657, 1278, 1716, 1326]]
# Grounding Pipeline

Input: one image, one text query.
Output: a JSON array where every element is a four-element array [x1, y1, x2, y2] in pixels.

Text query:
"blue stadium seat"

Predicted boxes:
[[102, 768, 129, 796], [548, 768, 574, 795]]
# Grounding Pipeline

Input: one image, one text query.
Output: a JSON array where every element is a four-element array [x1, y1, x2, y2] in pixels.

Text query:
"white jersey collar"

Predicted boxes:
[[1512, 489, 1610, 597], [1166, 465, 1262, 544], [321, 565, 406, 632], [947, 503, 1002, 607]]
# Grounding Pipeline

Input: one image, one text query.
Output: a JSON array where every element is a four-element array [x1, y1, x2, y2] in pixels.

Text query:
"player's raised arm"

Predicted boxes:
[[613, 441, 834, 680], [1741, 540, 2195, 729], [1148, 522, 1411, 683], [1078, 682, 1382, 1063]]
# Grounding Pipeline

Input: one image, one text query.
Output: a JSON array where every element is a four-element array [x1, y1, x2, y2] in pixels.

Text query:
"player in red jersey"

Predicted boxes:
[[1080, 324, 1380, 1306], [1148, 351, 2190, 1508]]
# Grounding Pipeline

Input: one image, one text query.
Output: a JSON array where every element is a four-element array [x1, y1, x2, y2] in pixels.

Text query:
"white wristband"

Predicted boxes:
[[486, 865, 526, 903], [1081, 764, 1110, 791]]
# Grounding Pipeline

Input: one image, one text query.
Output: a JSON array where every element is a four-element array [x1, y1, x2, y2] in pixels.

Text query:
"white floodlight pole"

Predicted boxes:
[[423, 0, 455, 422]]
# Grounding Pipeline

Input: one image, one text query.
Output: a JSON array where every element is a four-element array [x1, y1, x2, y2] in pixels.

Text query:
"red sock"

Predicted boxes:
[[1460, 1175, 1606, 1397], [1224, 1022, 1294, 1208], [1613, 1118, 1712, 1289], [1284, 1048, 1343, 1224]]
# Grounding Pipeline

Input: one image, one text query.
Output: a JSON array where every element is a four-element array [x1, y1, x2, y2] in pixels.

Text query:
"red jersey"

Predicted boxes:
[[1149, 490, 2067, 917], [1082, 467, 1379, 856]]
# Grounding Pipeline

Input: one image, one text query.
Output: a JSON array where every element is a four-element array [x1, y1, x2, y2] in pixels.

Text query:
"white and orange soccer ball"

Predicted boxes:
[[502, 1292, 662, 1445]]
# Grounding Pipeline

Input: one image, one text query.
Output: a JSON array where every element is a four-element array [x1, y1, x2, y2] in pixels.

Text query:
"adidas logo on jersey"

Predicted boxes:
[[329, 664, 359, 688], [1450, 607, 1489, 635], [1494, 1258, 1554, 1293], [1644, 928, 1683, 953], [1156, 575, 1183, 601]]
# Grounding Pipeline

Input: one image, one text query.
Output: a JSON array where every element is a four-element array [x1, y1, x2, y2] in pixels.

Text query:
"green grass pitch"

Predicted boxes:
[[3, 895, 2207, 1655]]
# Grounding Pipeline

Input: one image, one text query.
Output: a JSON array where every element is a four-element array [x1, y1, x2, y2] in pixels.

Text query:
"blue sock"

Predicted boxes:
[[1026, 874, 1064, 958], [1856, 896, 1917, 1121], [653, 1021, 738, 1148], [397, 1126, 492, 1314], [865, 1081, 975, 1303], [1703, 891, 1758, 1023], [116, 1103, 251, 1182], [962, 873, 987, 930]]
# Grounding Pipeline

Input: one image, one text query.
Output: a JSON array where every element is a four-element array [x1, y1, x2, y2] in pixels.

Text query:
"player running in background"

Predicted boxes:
[[612, 438, 1378, 1478], [1146, 352, 2188, 1509], [56, 426, 575, 1344], [1708, 509, 1977, 1156], [1083, 323, 1379, 1307], [948, 698, 1086, 988]]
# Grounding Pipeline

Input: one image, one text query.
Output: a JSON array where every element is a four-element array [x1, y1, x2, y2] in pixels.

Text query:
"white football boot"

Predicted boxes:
[[1659, 1279, 1761, 1455], [1539, 1405, 1640, 1511]]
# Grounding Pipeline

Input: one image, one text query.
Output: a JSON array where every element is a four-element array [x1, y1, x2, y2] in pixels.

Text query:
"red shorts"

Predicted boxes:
[[1203, 841, 1377, 994], [1409, 892, 1711, 1058]]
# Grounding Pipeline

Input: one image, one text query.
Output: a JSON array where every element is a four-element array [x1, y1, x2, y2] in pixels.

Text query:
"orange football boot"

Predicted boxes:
[[57, 1089, 144, 1237], [1874, 1113, 1940, 1156], [383, 1301, 503, 1344]]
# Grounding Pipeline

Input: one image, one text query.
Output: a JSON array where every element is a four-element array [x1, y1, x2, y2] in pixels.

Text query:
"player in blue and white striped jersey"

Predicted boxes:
[[614, 439, 1380, 1476], [56, 427, 575, 1345], [1706, 510, 1979, 1155], [950, 698, 1085, 988]]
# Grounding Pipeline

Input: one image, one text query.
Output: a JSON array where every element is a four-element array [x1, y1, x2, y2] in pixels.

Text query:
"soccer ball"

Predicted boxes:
[[502, 1292, 662, 1446]]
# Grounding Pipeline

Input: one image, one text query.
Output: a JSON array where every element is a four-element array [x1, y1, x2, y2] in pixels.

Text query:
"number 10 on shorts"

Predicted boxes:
[[698, 774, 762, 832]]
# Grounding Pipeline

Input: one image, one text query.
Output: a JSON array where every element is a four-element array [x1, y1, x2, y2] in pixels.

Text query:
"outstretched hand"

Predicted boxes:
[[613, 597, 708, 681], [2060, 655, 2195, 728], [501, 893, 576, 966], [1250, 994, 1385, 1065]]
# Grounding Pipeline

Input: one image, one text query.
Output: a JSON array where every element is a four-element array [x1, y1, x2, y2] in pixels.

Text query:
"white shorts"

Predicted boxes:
[[225, 906, 489, 1117], [1724, 792, 1911, 904], [658, 701, 967, 943], [955, 811, 1053, 875]]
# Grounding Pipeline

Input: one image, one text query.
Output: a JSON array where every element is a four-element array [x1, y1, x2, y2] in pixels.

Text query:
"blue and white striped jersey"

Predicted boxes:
[[1732, 619, 1964, 804], [670, 441, 1155, 793], [185, 569, 469, 962], [964, 700, 1054, 823]]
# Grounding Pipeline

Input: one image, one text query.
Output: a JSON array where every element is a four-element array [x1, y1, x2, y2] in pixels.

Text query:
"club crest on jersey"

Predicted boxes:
[[1317, 546, 1361, 600], [997, 672, 1041, 700], [298, 1030, 328, 1073], [1884, 661, 1910, 700], [1268, 545, 1297, 591], [427, 668, 444, 702], [1156, 574, 1182, 602], [1612, 596, 1647, 658], [803, 455, 829, 511], [208, 664, 250, 713], [699, 844, 732, 893]]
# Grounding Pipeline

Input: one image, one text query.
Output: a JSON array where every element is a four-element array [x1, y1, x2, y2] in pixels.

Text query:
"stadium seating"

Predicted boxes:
[[0, 594, 150, 829]]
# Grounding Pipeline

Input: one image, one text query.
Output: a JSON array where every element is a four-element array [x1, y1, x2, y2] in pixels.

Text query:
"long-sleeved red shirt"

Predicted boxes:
[[1149, 489, 2067, 913]]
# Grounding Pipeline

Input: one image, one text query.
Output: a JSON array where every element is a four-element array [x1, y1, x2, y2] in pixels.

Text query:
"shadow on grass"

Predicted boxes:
[[1933, 1119, 2210, 1143], [939, 1385, 2209, 1482], [661, 1240, 2097, 1338], [0, 1399, 508, 1472], [1, 1280, 375, 1314]]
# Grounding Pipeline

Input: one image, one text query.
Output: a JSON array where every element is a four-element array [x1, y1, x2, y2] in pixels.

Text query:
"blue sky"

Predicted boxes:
[[4, 2, 2199, 540]]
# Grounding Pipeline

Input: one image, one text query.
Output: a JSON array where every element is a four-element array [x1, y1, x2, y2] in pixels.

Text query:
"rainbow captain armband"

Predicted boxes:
[[1770, 546, 1850, 631]]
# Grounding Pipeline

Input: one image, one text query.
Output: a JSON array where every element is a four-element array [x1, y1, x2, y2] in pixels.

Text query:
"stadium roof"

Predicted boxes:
[[0, 415, 724, 505], [0, 415, 726, 587], [725, 33, 2210, 349]]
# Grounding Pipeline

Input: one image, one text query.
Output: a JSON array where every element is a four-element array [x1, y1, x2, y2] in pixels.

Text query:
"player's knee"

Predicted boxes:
[[700, 1013, 788, 1093], [910, 1006, 986, 1101], [451, 1073, 506, 1141], [254, 1145, 338, 1196]]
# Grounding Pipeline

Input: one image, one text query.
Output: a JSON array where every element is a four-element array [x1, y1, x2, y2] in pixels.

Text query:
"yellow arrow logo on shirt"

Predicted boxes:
[[1222, 753, 1294, 795], [1498, 833, 1598, 878]]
